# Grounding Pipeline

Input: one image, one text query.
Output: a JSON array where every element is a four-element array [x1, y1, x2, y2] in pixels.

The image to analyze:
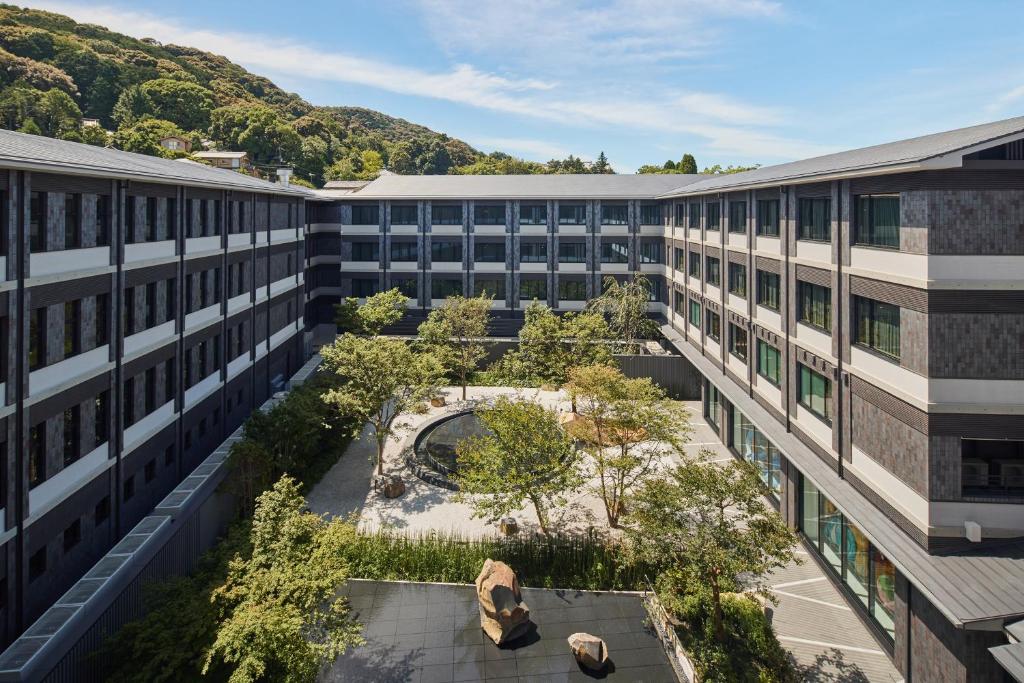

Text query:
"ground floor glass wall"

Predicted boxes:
[[730, 407, 782, 499], [799, 476, 897, 640], [703, 379, 722, 431]]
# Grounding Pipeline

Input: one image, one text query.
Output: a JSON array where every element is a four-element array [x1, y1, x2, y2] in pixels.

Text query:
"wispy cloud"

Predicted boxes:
[[465, 136, 571, 160], [986, 84, 1024, 116]]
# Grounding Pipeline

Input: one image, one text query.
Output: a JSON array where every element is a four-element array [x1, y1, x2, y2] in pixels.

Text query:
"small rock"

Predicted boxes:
[[499, 517, 519, 536], [382, 476, 406, 498], [568, 632, 608, 671], [431, 396, 447, 407]]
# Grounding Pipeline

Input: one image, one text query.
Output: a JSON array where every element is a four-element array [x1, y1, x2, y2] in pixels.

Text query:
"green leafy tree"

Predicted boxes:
[[679, 153, 698, 174], [0, 82, 41, 129], [35, 87, 81, 137], [111, 83, 154, 127], [566, 365, 691, 528], [587, 274, 658, 352], [333, 287, 408, 336], [204, 477, 363, 683], [358, 149, 383, 180], [417, 294, 492, 400], [592, 150, 613, 174], [625, 453, 798, 642], [320, 335, 444, 476], [702, 163, 761, 175], [79, 123, 110, 146], [111, 117, 188, 157], [17, 116, 41, 135], [453, 396, 582, 535], [140, 78, 214, 131], [224, 439, 273, 519]]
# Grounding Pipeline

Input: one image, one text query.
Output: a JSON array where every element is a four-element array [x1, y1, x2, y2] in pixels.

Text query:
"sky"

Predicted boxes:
[[26, 0, 1024, 173]]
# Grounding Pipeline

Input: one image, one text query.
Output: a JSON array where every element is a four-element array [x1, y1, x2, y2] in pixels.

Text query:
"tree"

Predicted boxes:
[[140, 78, 214, 131], [566, 365, 690, 528], [224, 439, 273, 519], [702, 163, 760, 175], [111, 84, 154, 127], [17, 116, 41, 135], [0, 82, 41, 129], [320, 335, 443, 476], [679, 153, 698, 174], [625, 453, 797, 643], [417, 294, 492, 400], [587, 274, 658, 353], [35, 87, 81, 137], [333, 287, 408, 336], [358, 149, 383, 180], [204, 477, 362, 683], [592, 151, 613, 174], [453, 396, 581, 534], [79, 123, 110, 146], [111, 117, 188, 157]]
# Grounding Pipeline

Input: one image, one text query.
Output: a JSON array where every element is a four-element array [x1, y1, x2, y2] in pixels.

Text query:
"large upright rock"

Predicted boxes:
[[475, 559, 531, 645]]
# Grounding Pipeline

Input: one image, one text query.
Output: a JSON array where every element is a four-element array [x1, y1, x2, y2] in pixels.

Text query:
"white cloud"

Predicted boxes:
[[465, 136, 571, 160], [986, 84, 1024, 115]]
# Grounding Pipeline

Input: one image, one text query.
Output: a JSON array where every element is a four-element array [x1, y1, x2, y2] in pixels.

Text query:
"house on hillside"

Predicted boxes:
[[193, 150, 250, 171], [159, 135, 191, 153]]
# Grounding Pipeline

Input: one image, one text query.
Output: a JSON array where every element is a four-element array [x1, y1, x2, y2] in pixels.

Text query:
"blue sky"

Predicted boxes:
[[31, 0, 1024, 172]]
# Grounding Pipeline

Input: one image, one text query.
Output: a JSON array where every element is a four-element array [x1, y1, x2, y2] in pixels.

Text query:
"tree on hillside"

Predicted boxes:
[[587, 274, 658, 353], [625, 453, 797, 643], [204, 477, 362, 683], [417, 294, 492, 400], [0, 82, 39, 129], [35, 87, 80, 138], [333, 287, 408, 336], [592, 151, 614, 174], [679, 153, 698, 174], [140, 78, 214, 131], [320, 335, 443, 476], [111, 84, 154, 127], [453, 396, 582, 535], [111, 117, 190, 157], [566, 365, 690, 527]]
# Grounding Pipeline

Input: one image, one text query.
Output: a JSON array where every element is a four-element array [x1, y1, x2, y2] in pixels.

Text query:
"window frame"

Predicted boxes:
[[756, 199, 780, 237], [797, 281, 832, 332], [728, 201, 747, 234], [757, 340, 781, 385], [727, 262, 747, 297], [728, 322, 748, 362], [798, 197, 831, 242], [705, 256, 720, 286], [798, 364, 833, 424], [853, 296, 901, 361], [854, 194, 900, 250], [756, 270, 780, 311]]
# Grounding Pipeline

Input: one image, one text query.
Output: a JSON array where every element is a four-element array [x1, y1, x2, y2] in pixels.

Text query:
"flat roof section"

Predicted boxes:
[[352, 173, 703, 200]]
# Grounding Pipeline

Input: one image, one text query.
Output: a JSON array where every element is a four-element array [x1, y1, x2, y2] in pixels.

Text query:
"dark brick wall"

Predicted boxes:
[[929, 312, 1024, 379], [850, 394, 930, 497], [909, 586, 1007, 683]]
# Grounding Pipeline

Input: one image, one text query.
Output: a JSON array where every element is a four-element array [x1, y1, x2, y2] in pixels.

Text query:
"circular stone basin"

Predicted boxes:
[[415, 411, 492, 477]]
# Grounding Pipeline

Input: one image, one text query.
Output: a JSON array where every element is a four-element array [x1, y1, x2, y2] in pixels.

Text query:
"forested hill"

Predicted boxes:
[[0, 5, 495, 186]]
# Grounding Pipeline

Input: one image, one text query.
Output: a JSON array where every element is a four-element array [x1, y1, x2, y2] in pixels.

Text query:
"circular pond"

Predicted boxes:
[[415, 411, 492, 477]]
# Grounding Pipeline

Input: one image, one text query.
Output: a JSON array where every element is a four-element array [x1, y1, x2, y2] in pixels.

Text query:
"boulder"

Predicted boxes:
[[382, 475, 406, 498], [568, 632, 609, 671], [475, 559, 531, 645], [499, 517, 519, 536], [430, 396, 446, 407]]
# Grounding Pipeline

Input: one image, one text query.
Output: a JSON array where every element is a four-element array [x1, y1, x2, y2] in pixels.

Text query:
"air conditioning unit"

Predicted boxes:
[[961, 458, 989, 488], [997, 460, 1024, 489]]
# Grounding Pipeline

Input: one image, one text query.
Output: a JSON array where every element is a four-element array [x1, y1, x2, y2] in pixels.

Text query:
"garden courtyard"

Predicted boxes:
[[309, 385, 903, 683]]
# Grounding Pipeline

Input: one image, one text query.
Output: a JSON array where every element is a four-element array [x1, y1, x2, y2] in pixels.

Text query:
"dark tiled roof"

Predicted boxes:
[[354, 173, 703, 199], [0, 128, 309, 196], [661, 115, 1024, 196]]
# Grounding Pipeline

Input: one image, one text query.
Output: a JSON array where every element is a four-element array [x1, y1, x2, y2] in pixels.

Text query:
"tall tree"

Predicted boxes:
[[566, 365, 690, 527], [625, 453, 797, 642], [334, 287, 408, 336], [204, 477, 362, 683], [592, 151, 613, 174], [320, 335, 443, 476], [111, 84, 154, 127], [453, 396, 581, 535], [35, 87, 81, 138], [417, 294, 492, 400], [679, 153, 698, 174], [139, 78, 214, 131], [587, 274, 658, 352]]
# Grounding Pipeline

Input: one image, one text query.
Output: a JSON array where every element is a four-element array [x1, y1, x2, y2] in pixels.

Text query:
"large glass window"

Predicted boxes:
[[520, 204, 546, 225], [729, 323, 747, 362], [601, 240, 628, 263], [801, 478, 820, 547], [641, 204, 662, 225], [601, 204, 627, 225], [65, 193, 80, 249], [431, 278, 462, 299], [688, 300, 701, 328], [820, 498, 843, 574], [727, 263, 746, 297], [520, 242, 547, 263], [854, 296, 900, 360], [688, 252, 701, 278], [432, 205, 462, 225], [392, 276, 417, 298], [731, 407, 782, 498], [351, 241, 379, 261], [640, 241, 662, 264], [352, 278, 379, 297], [474, 242, 505, 262], [704, 380, 721, 430], [705, 256, 720, 286], [474, 204, 505, 225], [558, 279, 586, 301], [855, 195, 900, 249], [757, 340, 781, 385], [707, 202, 721, 230], [688, 203, 701, 229], [844, 520, 871, 608], [558, 203, 586, 225], [872, 549, 897, 638], [756, 270, 780, 310], [431, 240, 462, 262], [798, 197, 831, 241], [558, 242, 586, 263], [391, 205, 417, 225], [706, 310, 721, 342], [390, 241, 418, 262], [674, 248, 685, 271], [474, 277, 505, 299], [30, 191, 45, 252], [674, 204, 686, 227], [520, 279, 546, 301], [728, 201, 747, 233], [757, 199, 779, 236], [352, 205, 379, 225], [961, 439, 1024, 498], [798, 364, 832, 423], [798, 281, 831, 331]]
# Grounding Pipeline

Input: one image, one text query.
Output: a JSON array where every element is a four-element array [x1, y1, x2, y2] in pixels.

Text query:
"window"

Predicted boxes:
[[729, 323, 748, 361], [675, 204, 686, 227], [123, 475, 135, 501], [520, 279, 546, 300], [727, 263, 746, 297], [558, 242, 586, 263], [351, 241, 379, 261], [94, 391, 109, 447], [707, 202, 721, 230], [798, 281, 831, 331], [29, 423, 45, 487], [390, 241, 418, 262], [352, 278, 378, 298], [431, 240, 462, 262], [601, 204, 627, 225], [728, 201, 747, 233], [391, 205, 417, 225], [558, 203, 586, 225], [432, 205, 462, 225], [854, 296, 900, 360], [674, 248, 685, 271], [961, 439, 1024, 498], [558, 279, 586, 301], [30, 191, 45, 252], [673, 290, 685, 315], [706, 310, 721, 341], [145, 367, 156, 414], [393, 276, 417, 298], [29, 548, 45, 582], [688, 203, 701, 229], [640, 203, 661, 225], [164, 359, 176, 404], [855, 195, 900, 249], [96, 294, 109, 347], [64, 300, 80, 357], [704, 381, 721, 429], [600, 240, 628, 264], [146, 197, 158, 241], [757, 341, 781, 385], [731, 407, 782, 497], [145, 459, 156, 483], [65, 193, 80, 249], [145, 282, 157, 328], [798, 364, 832, 423], [688, 252, 701, 278], [688, 300, 701, 328], [520, 204, 546, 225], [163, 282, 174, 326], [473, 277, 505, 299], [474, 242, 505, 262], [165, 197, 177, 239], [705, 256, 720, 286], [63, 519, 81, 553], [431, 278, 462, 299], [96, 194, 110, 246], [165, 445, 175, 466], [798, 197, 831, 241], [520, 242, 546, 263], [756, 270, 780, 310], [124, 377, 136, 427], [62, 406, 80, 467], [757, 199, 779, 236], [29, 307, 45, 370], [474, 204, 504, 225], [640, 241, 661, 264], [352, 205, 379, 225]]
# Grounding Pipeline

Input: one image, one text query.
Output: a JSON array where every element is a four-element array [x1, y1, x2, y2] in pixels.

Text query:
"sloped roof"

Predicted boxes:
[[661, 115, 1024, 197], [0, 128, 308, 196], [354, 173, 703, 200]]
